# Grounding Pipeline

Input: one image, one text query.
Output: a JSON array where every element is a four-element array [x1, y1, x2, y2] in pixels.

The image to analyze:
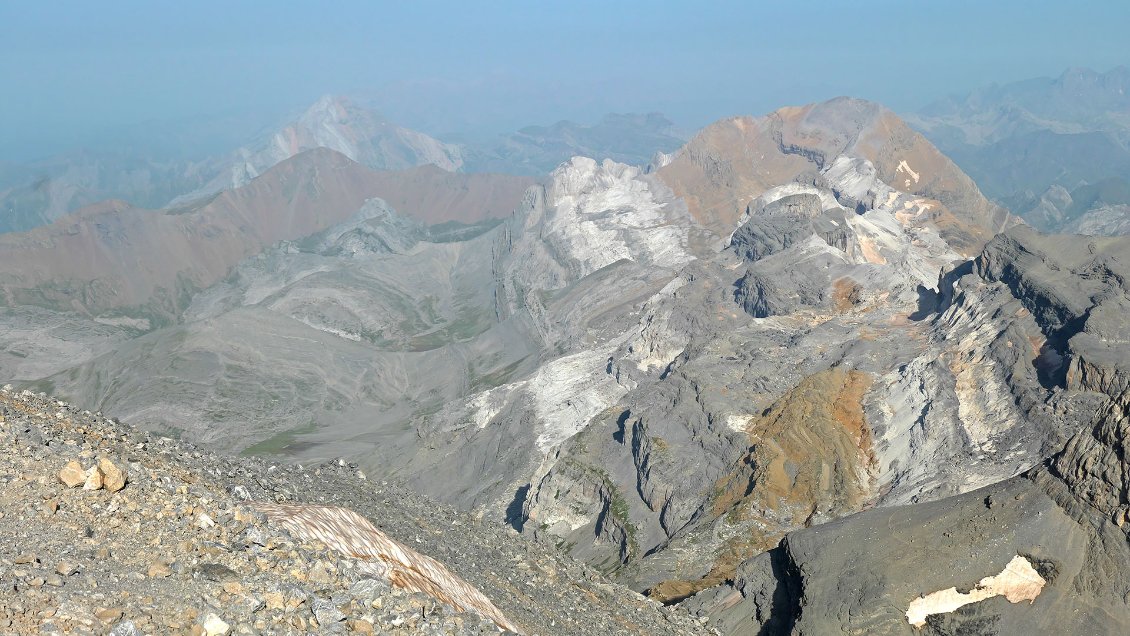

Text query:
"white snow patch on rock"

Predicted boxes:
[[896, 159, 921, 187], [905, 555, 1045, 627]]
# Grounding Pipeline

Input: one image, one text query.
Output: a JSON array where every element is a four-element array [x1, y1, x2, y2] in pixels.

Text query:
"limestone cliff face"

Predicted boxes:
[[499, 111, 1051, 598]]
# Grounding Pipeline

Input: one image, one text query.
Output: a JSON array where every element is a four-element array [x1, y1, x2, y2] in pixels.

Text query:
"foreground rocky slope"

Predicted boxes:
[[0, 387, 711, 635]]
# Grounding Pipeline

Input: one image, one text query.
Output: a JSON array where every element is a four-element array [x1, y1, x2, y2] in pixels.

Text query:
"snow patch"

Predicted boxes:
[[905, 555, 1045, 628], [896, 160, 921, 188], [725, 414, 754, 432]]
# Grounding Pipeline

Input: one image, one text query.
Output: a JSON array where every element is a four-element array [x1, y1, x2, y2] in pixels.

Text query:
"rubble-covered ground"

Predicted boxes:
[[0, 387, 712, 636]]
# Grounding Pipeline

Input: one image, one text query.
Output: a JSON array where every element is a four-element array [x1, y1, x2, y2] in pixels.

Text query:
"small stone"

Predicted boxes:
[[222, 582, 243, 595], [13, 553, 37, 565], [43, 499, 59, 515], [197, 513, 216, 529], [83, 466, 105, 491], [58, 461, 85, 488], [349, 578, 388, 601], [307, 561, 332, 584], [194, 563, 239, 582], [95, 607, 124, 622], [56, 561, 78, 576], [348, 619, 374, 633], [45, 574, 64, 587], [109, 620, 142, 636], [201, 613, 230, 635], [148, 561, 171, 578], [99, 458, 127, 492], [284, 587, 307, 610], [263, 592, 284, 611], [311, 598, 344, 624]]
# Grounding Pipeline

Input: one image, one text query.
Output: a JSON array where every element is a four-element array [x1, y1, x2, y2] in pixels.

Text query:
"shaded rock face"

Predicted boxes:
[[1051, 392, 1130, 526], [729, 193, 853, 263], [973, 226, 1130, 393]]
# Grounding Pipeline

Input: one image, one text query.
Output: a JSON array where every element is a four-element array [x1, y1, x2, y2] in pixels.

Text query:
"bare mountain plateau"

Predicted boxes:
[[1, 96, 1128, 634]]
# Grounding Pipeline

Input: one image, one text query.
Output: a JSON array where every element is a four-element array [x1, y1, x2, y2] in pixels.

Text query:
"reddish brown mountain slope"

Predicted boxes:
[[658, 97, 1011, 252], [0, 148, 532, 320]]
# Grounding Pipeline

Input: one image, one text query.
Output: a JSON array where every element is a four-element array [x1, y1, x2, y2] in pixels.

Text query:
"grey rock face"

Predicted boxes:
[[685, 228, 1130, 635], [729, 193, 853, 263]]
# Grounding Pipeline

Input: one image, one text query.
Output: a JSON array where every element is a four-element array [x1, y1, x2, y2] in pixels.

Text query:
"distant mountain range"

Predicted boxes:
[[0, 97, 684, 234], [9, 67, 1129, 240], [460, 112, 685, 175], [909, 66, 1130, 234]]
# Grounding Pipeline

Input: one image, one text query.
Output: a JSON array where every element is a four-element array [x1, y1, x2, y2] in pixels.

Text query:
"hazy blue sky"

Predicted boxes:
[[2, 0, 1128, 160]]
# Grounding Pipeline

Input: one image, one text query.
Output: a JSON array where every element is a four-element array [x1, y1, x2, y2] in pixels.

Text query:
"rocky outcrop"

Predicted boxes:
[[975, 226, 1130, 393], [729, 193, 853, 263], [1050, 392, 1130, 525], [255, 503, 522, 633]]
